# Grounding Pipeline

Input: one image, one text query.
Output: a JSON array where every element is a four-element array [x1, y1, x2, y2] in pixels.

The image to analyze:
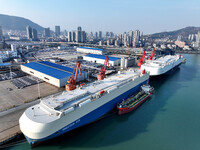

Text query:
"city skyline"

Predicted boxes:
[[0, 0, 200, 34]]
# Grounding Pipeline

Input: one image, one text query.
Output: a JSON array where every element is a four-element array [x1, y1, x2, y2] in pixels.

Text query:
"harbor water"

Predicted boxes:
[[7, 54, 200, 150]]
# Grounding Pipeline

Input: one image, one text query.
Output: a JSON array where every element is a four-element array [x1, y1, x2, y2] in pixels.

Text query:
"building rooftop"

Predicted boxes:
[[85, 54, 121, 61], [0, 62, 11, 67], [78, 47, 105, 51], [22, 62, 72, 79], [22, 61, 84, 79]]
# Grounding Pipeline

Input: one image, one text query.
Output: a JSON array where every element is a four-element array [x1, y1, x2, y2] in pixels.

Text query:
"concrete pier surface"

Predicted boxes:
[[0, 80, 61, 112], [0, 80, 61, 145], [0, 108, 24, 145]]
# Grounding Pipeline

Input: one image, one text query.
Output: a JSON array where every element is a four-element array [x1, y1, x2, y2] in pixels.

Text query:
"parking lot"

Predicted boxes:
[[0, 80, 62, 112]]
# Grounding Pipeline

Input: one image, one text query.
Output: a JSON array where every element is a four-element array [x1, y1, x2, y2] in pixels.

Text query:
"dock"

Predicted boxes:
[[0, 109, 23, 145], [0, 80, 61, 146]]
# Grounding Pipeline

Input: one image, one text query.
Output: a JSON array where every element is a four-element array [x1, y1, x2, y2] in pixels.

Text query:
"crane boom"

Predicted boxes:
[[66, 61, 81, 91], [149, 48, 155, 60], [137, 50, 145, 68], [97, 56, 109, 80]]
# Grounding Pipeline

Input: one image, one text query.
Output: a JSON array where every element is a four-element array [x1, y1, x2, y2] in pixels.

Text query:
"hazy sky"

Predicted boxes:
[[0, 0, 200, 34]]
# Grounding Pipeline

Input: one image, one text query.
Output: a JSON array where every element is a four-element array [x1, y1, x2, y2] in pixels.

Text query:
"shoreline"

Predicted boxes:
[[176, 50, 200, 54]]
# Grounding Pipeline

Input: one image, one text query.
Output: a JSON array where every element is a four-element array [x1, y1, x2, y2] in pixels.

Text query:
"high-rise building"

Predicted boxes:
[[107, 39, 111, 46], [64, 30, 68, 36], [68, 31, 72, 42], [72, 31, 76, 42], [90, 32, 93, 37], [128, 30, 134, 46], [99, 31, 102, 39], [195, 31, 200, 48], [55, 26, 60, 37], [188, 34, 195, 41], [0, 26, 3, 41], [95, 32, 98, 40], [44, 28, 50, 37], [81, 31, 86, 43], [133, 30, 140, 47], [32, 28, 38, 41], [177, 35, 182, 41], [26, 26, 32, 40], [106, 32, 109, 38], [76, 31, 81, 42], [110, 32, 114, 38], [77, 26, 82, 31]]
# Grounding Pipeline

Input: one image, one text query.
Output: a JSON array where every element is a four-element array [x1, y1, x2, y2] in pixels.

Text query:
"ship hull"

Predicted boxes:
[[24, 79, 149, 146], [141, 55, 183, 78], [150, 62, 181, 80], [117, 92, 152, 115]]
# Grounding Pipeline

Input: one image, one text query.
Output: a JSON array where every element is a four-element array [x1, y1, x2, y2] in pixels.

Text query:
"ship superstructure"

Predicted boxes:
[[19, 69, 149, 146], [141, 55, 183, 76]]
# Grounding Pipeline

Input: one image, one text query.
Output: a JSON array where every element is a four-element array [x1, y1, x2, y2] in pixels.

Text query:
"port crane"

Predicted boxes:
[[97, 56, 109, 80], [149, 48, 155, 60], [137, 50, 145, 68], [66, 61, 81, 91]]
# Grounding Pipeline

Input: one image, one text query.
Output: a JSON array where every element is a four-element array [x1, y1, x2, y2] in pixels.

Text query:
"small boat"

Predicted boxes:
[[117, 85, 154, 115], [182, 58, 186, 64]]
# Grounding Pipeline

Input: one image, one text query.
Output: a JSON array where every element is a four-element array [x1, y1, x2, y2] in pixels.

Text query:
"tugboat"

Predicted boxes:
[[117, 85, 154, 115]]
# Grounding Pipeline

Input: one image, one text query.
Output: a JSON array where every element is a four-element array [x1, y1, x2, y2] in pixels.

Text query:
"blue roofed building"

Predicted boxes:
[[77, 47, 105, 55], [83, 54, 121, 66], [20, 61, 87, 87]]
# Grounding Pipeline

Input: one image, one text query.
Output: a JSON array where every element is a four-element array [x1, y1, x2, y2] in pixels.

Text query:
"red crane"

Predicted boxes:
[[149, 48, 155, 60], [137, 50, 145, 68], [65, 61, 81, 91], [97, 56, 109, 80]]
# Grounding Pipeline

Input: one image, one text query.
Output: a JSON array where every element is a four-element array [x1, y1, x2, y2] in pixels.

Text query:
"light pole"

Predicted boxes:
[[9, 66, 12, 80], [88, 67, 90, 81], [37, 79, 40, 99]]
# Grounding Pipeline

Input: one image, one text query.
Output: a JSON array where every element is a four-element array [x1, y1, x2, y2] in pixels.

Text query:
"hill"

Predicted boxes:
[[0, 14, 44, 31], [149, 26, 200, 39]]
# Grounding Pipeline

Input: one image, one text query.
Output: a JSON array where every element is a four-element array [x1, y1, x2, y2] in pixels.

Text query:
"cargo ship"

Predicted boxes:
[[19, 69, 149, 146], [117, 85, 154, 115], [141, 54, 183, 77]]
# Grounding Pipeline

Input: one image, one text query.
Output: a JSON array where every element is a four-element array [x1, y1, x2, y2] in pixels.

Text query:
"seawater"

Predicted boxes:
[[8, 54, 200, 150]]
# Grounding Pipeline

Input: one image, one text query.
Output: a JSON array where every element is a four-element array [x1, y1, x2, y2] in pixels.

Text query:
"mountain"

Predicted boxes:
[[0, 14, 44, 31], [149, 26, 200, 39]]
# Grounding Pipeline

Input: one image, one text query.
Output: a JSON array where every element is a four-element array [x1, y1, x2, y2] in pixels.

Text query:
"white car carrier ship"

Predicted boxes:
[[19, 68, 149, 146], [141, 54, 183, 77]]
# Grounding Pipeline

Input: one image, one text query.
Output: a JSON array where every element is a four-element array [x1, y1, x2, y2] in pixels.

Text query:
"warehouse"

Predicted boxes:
[[77, 47, 105, 55], [83, 54, 121, 66], [21, 61, 87, 87]]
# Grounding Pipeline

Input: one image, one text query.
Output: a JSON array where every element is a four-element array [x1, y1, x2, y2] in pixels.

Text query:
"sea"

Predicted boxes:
[[7, 54, 200, 150]]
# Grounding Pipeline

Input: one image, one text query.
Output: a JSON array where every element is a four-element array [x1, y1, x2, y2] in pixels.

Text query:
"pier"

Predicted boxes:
[[0, 80, 61, 145]]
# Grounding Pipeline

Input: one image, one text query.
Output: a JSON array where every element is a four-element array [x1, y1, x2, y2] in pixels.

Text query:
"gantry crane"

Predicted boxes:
[[97, 56, 109, 80], [65, 61, 81, 91]]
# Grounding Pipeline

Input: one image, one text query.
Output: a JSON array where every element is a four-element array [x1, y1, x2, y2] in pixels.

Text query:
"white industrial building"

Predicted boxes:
[[77, 47, 105, 55], [83, 54, 121, 66], [21, 61, 87, 87], [121, 57, 136, 69]]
